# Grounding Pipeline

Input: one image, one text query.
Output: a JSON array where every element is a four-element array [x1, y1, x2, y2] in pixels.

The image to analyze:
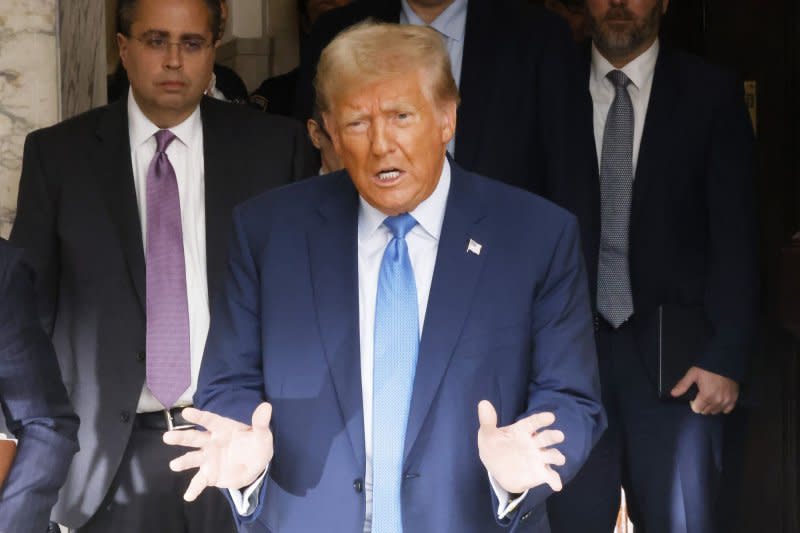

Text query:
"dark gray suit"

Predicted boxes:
[[11, 95, 316, 530], [0, 238, 79, 533]]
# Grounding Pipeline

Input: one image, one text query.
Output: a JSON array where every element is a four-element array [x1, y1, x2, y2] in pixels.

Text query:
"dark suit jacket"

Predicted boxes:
[[10, 96, 317, 528], [294, 0, 583, 197], [552, 45, 759, 384], [196, 163, 606, 532], [0, 239, 78, 533]]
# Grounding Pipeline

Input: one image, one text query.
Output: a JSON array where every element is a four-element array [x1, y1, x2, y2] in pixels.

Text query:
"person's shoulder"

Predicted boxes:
[[481, 0, 567, 36], [660, 45, 741, 90], [203, 97, 304, 134], [465, 169, 578, 230], [27, 101, 122, 145], [236, 171, 352, 223]]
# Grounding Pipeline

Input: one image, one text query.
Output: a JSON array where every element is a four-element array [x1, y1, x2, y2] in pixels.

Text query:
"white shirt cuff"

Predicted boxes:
[[228, 466, 269, 517], [488, 474, 529, 520]]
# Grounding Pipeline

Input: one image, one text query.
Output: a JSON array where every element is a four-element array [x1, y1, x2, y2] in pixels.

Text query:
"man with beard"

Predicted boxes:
[[547, 1, 758, 532]]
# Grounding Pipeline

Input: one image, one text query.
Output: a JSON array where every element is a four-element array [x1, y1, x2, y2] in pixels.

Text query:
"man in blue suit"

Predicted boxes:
[[164, 22, 605, 532], [0, 239, 79, 533]]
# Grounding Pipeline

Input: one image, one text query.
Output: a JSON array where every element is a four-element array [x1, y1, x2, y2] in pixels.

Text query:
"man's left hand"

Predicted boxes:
[[476, 400, 566, 494], [671, 366, 739, 415]]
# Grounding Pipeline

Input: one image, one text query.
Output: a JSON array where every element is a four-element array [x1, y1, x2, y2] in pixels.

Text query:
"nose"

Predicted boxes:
[[370, 118, 394, 157], [163, 43, 184, 70]]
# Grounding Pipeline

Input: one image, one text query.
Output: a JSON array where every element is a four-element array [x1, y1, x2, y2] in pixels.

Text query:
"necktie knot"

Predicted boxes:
[[384, 213, 418, 240], [154, 129, 177, 154], [607, 69, 632, 89]]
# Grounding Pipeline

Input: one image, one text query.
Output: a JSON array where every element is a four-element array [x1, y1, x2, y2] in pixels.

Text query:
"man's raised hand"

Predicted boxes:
[[477, 400, 565, 494], [163, 402, 274, 501]]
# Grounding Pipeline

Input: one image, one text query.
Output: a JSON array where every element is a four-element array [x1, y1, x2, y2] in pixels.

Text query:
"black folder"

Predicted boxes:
[[657, 304, 707, 401]]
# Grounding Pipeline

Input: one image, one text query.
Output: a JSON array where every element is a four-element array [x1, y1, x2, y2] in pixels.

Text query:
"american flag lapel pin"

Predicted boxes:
[[467, 239, 482, 256]]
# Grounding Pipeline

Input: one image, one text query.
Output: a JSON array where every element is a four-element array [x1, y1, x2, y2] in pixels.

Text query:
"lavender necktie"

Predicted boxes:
[[145, 129, 190, 409]]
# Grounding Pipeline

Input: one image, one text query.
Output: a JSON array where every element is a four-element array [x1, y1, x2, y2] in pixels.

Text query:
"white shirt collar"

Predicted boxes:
[[591, 38, 659, 90], [127, 90, 203, 150], [358, 157, 451, 243]]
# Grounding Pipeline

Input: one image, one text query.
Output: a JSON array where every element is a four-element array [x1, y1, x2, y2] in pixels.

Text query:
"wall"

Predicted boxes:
[[0, 0, 60, 238]]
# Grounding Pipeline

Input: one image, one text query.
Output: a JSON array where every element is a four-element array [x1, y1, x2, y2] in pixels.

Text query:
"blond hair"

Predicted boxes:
[[314, 21, 460, 113]]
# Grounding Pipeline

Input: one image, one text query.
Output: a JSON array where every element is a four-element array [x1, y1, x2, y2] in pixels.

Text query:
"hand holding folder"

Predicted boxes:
[[0, 434, 17, 491]]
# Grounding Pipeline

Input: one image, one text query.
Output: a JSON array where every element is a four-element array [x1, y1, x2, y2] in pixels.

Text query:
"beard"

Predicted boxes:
[[590, 1, 663, 59]]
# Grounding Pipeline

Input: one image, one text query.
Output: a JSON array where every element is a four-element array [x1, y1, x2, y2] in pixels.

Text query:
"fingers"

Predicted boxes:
[[691, 391, 739, 415], [477, 400, 498, 430], [517, 411, 556, 435], [531, 428, 565, 449], [163, 428, 211, 448], [540, 447, 566, 467], [544, 465, 563, 492], [169, 450, 204, 472], [689, 396, 709, 415], [671, 367, 698, 398], [252, 402, 273, 430], [183, 470, 209, 502]]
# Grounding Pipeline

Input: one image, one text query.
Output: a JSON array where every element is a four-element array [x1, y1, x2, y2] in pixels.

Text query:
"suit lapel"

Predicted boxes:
[[455, 0, 502, 169], [404, 164, 489, 463], [307, 174, 365, 469], [630, 47, 679, 230], [93, 99, 146, 312]]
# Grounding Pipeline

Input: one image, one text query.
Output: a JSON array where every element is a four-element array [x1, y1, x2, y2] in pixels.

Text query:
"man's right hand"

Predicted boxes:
[[163, 402, 274, 501]]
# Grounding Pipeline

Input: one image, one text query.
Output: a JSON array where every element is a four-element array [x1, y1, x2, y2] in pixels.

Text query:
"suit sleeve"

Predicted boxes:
[[194, 207, 270, 526], [0, 247, 79, 533], [696, 75, 759, 383], [498, 215, 606, 528], [9, 131, 61, 336]]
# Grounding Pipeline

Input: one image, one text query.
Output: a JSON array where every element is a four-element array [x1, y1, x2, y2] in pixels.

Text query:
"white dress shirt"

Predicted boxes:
[[233, 160, 523, 525], [127, 92, 209, 412], [589, 39, 659, 174]]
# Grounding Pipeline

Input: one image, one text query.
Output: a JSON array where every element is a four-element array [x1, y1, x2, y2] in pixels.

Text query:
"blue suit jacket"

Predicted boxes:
[[0, 239, 78, 533], [196, 164, 605, 532]]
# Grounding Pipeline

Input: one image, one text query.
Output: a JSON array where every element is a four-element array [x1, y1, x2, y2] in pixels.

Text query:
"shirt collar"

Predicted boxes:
[[358, 158, 452, 243], [127, 90, 202, 150], [590, 38, 659, 90], [400, 0, 468, 42]]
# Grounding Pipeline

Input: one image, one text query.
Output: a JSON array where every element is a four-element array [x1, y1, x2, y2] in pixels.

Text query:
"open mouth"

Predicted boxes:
[[375, 168, 404, 182]]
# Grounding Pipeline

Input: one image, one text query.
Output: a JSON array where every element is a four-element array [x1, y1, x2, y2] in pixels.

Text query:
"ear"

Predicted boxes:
[[321, 112, 342, 153], [307, 119, 323, 150], [439, 99, 458, 145], [117, 33, 129, 69]]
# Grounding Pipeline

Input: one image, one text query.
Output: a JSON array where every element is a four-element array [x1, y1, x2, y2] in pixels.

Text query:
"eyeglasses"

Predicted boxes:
[[133, 35, 214, 55]]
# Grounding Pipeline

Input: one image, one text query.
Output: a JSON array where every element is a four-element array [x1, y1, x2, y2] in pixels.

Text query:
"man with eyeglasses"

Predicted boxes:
[[11, 0, 316, 531]]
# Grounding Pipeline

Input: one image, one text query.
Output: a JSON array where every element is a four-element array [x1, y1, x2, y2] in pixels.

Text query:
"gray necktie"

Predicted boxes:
[[598, 70, 635, 328], [145, 130, 191, 409]]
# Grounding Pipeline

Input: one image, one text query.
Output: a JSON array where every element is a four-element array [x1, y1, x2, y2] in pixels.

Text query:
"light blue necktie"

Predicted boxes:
[[372, 213, 419, 533]]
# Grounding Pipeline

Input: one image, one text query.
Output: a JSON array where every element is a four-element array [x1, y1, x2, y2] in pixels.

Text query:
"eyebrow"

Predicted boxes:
[[139, 29, 209, 40]]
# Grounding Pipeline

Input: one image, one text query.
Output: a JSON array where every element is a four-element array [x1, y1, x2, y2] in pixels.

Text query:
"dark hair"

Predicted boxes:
[[118, 0, 223, 41]]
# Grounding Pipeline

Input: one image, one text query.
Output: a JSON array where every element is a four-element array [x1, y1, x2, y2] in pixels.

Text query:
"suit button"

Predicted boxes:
[[521, 511, 532, 522], [353, 479, 363, 493], [136, 351, 146, 362], [120, 410, 131, 423], [593, 313, 600, 332]]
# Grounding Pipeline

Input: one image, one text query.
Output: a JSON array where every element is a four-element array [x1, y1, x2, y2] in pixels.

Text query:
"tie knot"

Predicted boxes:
[[383, 213, 417, 239], [154, 129, 177, 154], [607, 69, 632, 89]]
